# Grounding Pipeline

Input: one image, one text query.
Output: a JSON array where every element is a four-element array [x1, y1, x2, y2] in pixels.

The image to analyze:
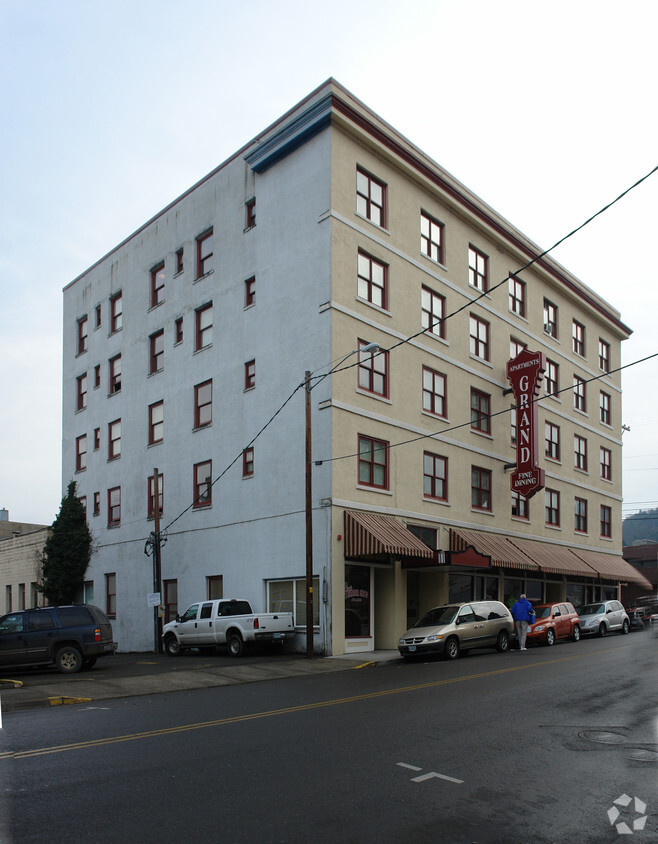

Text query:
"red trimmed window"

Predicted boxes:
[[545, 359, 559, 396], [107, 489, 121, 527], [207, 575, 223, 600], [195, 303, 212, 350], [421, 285, 445, 338], [149, 401, 164, 445], [598, 339, 610, 372], [357, 251, 387, 309], [423, 452, 447, 501], [245, 198, 256, 229], [196, 229, 213, 278], [470, 388, 491, 434], [95, 304, 101, 329], [543, 299, 558, 338], [194, 380, 212, 428], [76, 435, 87, 472], [175, 248, 184, 274], [471, 466, 492, 511], [150, 329, 164, 374], [175, 317, 183, 344], [150, 262, 165, 308], [545, 422, 560, 461], [469, 314, 490, 361], [545, 489, 560, 526], [356, 167, 386, 227], [93, 491, 100, 516], [94, 364, 100, 388], [245, 276, 256, 307], [422, 366, 447, 418], [77, 316, 88, 355], [243, 447, 254, 478], [358, 435, 389, 489], [148, 472, 164, 519], [573, 375, 586, 412], [193, 461, 212, 507], [110, 292, 122, 333], [468, 246, 488, 292], [358, 341, 388, 397], [510, 337, 527, 359], [509, 276, 526, 317], [109, 354, 121, 394], [512, 491, 529, 520], [600, 391, 611, 425], [108, 419, 121, 460], [93, 427, 100, 450], [574, 435, 588, 471], [510, 406, 517, 444], [572, 320, 585, 356], [76, 373, 87, 411], [574, 497, 588, 533], [420, 212, 444, 263], [244, 360, 256, 390], [105, 572, 117, 615], [600, 505, 612, 538], [600, 446, 612, 480]]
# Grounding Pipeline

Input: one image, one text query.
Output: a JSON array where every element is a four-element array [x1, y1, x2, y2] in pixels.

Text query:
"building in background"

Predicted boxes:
[[0, 509, 49, 612], [61, 80, 650, 653]]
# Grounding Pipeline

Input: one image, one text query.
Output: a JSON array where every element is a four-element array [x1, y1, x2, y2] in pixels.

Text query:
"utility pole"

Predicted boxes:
[[305, 371, 314, 657], [153, 468, 162, 653]]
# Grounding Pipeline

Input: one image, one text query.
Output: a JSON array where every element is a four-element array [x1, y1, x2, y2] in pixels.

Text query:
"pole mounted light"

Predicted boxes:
[[304, 342, 380, 657]]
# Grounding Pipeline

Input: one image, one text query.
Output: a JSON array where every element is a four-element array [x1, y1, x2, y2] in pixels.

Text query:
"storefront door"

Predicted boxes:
[[345, 564, 373, 653]]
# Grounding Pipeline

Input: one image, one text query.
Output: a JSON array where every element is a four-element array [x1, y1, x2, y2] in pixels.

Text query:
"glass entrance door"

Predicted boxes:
[[345, 564, 373, 652]]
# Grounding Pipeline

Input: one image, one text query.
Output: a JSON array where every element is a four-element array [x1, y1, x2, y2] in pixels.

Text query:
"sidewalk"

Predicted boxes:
[[0, 650, 400, 712]]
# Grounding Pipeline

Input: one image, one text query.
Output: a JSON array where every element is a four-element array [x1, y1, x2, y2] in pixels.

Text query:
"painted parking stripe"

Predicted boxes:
[[412, 771, 464, 784]]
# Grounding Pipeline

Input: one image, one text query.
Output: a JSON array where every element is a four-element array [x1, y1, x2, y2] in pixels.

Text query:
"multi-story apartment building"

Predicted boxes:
[[62, 79, 649, 653]]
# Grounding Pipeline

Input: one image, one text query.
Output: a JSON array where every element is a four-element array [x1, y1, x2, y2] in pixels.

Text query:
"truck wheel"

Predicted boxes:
[[164, 634, 181, 656], [227, 632, 245, 658], [56, 646, 83, 674]]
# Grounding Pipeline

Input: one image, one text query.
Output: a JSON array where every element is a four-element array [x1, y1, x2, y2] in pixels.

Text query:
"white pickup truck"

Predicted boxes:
[[162, 598, 296, 658]]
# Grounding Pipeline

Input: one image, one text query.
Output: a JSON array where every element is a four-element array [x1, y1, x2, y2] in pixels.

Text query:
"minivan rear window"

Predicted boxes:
[[56, 606, 94, 627]]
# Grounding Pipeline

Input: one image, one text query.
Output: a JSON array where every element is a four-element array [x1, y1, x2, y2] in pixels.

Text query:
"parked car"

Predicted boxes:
[[0, 605, 117, 673], [526, 602, 581, 646], [398, 601, 514, 660], [627, 609, 649, 632], [577, 600, 629, 637]]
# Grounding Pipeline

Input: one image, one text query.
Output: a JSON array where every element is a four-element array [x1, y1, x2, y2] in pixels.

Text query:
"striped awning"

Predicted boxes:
[[344, 511, 434, 560], [450, 528, 539, 571], [572, 548, 653, 588], [509, 537, 597, 577]]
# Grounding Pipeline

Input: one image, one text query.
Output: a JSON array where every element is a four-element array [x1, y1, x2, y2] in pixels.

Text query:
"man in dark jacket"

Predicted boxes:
[[512, 594, 534, 650]]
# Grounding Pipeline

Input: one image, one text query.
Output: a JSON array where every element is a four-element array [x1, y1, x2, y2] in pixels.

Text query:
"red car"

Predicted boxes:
[[526, 602, 581, 646]]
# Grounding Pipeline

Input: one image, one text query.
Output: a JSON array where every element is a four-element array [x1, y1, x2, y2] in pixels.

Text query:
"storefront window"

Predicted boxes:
[[345, 565, 371, 637], [449, 574, 472, 603], [504, 578, 524, 610], [525, 581, 543, 602], [474, 575, 499, 601]]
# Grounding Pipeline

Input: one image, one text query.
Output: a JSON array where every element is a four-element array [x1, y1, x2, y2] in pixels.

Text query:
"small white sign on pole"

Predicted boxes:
[[147, 592, 161, 608]]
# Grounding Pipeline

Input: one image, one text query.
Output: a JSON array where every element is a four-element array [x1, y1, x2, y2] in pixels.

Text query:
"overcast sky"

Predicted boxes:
[[1, 0, 656, 527]]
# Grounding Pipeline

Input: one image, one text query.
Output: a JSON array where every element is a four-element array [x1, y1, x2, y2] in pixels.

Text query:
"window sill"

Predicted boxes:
[[420, 252, 447, 272], [545, 523, 562, 531], [471, 508, 494, 516], [423, 496, 449, 506], [573, 408, 589, 418], [545, 456, 561, 465], [193, 344, 212, 355], [355, 296, 392, 318], [470, 428, 493, 440], [148, 301, 165, 313], [356, 484, 392, 496], [108, 389, 121, 398], [192, 504, 213, 511], [422, 410, 449, 424], [193, 423, 212, 433], [243, 224, 256, 233], [355, 212, 390, 235], [355, 388, 391, 405], [194, 270, 214, 283], [469, 354, 493, 369]]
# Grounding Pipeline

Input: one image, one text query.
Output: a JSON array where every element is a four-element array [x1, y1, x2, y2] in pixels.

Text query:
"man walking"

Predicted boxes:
[[512, 594, 534, 650]]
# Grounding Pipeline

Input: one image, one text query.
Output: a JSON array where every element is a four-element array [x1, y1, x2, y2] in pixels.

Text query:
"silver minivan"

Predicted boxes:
[[398, 601, 514, 660]]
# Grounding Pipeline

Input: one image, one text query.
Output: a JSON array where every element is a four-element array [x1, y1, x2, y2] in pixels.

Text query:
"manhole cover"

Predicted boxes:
[[627, 749, 658, 762], [579, 730, 628, 745]]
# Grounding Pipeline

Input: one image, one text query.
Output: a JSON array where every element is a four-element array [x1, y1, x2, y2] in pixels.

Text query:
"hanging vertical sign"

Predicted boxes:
[[507, 349, 546, 499]]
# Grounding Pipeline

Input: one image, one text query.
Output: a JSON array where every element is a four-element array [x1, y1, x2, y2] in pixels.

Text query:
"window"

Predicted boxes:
[[600, 391, 611, 425], [245, 198, 256, 229], [105, 573, 116, 616], [245, 276, 256, 307], [545, 359, 559, 396], [244, 359, 256, 390], [512, 491, 529, 520], [108, 488, 121, 527], [543, 299, 558, 338], [94, 364, 100, 388], [469, 314, 490, 361], [193, 461, 212, 507], [175, 248, 184, 274], [599, 339, 610, 372], [148, 472, 164, 519], [267, 577, 320, 627], [150, 262, 165, 308], [423, 452, 447, 501], [108, 419, 121, 460], [357, 251, 387, 309], [196, 229, 213, 278], [545, 422, 560, 461], [175, 317, 183, 344], [510, 405, 517, 444], [420, 212, 444, 263], [93, 427, 100, 450], [470, 388, 491, 434], [195, 303, 212, 350], [422, 366, 447, 418], [93, 491, 100, 516], [95, 304, 101, 329], [76, 435, 87, 472], [150, 329, 164, 374], [109, 354, 121, 394], [356, 167, 386, 227], [572, 320, 585, 356], [194, 380, 212, 428], [421, 286, 445, 338], [5, 587, 11, 614], [243, 447, 254, 478], [510, 337, 527, 359], [358, 435, 389, 489], [76, 373, 87, 411], [468, 246, 488, 292], [574, 435, 588, 471], [545, 489, 560, 526], [149, 401, 164, 445], [110, 292, 122, 333], [573, 375, 586, 412], [600, 446, 612, 480], [164, 579, 178, 624], [471, 466, 492, 511], [77, 316, 88, 355], [600, 505, 612, 538], [574, 498, 588, 533], [207, 575, 223, 600], [358, 341, 388, 397], [508, 276, 526, 317]]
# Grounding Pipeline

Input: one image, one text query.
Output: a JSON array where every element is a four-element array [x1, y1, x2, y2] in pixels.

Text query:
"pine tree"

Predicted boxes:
[[40, 481, 93, 604]]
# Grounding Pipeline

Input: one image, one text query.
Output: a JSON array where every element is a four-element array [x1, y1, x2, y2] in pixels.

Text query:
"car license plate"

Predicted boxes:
[[272, 632, 281, 639], [408, 645, 416, 652]]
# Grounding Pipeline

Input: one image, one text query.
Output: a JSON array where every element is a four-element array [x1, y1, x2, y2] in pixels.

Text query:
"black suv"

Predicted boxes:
[[0, 605, 117, 673]]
